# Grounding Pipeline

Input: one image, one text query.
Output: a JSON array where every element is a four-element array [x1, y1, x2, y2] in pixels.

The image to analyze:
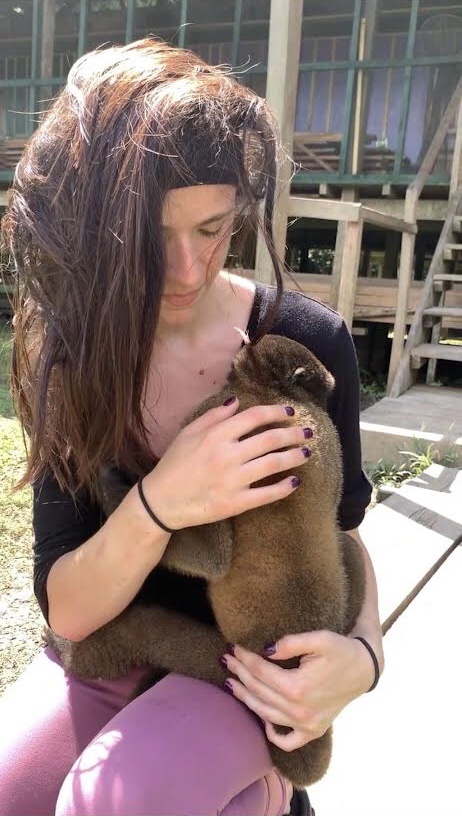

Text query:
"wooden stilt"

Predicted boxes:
[[254, 0, 303, 284]]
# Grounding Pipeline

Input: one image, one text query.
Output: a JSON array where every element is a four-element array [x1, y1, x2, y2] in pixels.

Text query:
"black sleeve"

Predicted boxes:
[[326, 319, 372, 531], [32, 469, 103, 624], [261, 286, 372, 531]]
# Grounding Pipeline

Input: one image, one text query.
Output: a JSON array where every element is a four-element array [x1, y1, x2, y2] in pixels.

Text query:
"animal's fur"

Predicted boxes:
[[45, 335, 366, 787]]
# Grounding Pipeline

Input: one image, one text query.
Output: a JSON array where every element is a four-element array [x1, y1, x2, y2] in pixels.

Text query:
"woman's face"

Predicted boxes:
[[159, 184, 236, 325]]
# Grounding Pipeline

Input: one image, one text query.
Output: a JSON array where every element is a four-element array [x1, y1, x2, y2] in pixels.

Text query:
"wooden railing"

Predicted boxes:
[[387, 74, 462, 393]]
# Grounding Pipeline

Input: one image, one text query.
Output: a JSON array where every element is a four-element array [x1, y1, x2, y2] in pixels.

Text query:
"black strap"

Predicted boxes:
[[136, 477, 176, 534], [354, 636, 380, 692]]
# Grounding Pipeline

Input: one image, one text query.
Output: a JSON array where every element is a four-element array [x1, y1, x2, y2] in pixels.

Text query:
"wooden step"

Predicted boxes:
[[443, 244, 462, 261], [452, 215, 462, 233], [433, 273, 462, 291], [411, 342, 462, 368]]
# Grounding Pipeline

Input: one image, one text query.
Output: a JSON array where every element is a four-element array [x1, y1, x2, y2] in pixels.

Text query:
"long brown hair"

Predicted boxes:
[[2, 38, 284, 501]]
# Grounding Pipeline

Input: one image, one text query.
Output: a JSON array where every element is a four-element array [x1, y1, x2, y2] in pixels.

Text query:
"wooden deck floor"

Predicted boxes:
[[360, 385, 462, 467]]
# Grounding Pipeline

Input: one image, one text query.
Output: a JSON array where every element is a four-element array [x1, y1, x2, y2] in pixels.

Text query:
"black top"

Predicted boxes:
[[32, 283, 372, 626]]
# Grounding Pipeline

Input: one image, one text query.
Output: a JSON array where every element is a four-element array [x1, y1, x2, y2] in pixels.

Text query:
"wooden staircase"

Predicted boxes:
[[389, 187, 462, 397]]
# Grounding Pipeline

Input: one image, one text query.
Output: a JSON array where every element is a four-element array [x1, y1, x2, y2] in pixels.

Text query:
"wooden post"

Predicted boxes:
[[40, 0, 56, 110], [387, 191, 416, 391], [330, 188, 358, 308], [254, 0, 303, 284], [450, 94, 462, 196], [335, 218, 364, 330]]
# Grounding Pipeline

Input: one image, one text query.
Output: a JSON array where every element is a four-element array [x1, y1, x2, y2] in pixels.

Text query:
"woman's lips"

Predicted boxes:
[[162, 289, 201, 308]]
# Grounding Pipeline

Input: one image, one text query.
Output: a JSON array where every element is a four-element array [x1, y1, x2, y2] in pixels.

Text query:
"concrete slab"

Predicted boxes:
[[308, 544, 462, 816], [360, 385, 462, 468], [358, 466, 461, 625]]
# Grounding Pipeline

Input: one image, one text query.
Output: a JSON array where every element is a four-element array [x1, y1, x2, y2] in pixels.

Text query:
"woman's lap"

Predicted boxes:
[[0, 647, 291, 816]]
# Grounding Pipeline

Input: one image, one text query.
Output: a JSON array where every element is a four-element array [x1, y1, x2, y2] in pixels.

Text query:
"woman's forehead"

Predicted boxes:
[[161, 185, 236, 228]]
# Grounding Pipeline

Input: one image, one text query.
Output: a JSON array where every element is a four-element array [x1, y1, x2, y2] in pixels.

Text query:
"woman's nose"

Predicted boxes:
[[166, 237, 204, 285]]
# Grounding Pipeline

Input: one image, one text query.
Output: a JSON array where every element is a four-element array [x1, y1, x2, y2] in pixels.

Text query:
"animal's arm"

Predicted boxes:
[[343, 527, 385, 675], [45, 603, 228, 686]]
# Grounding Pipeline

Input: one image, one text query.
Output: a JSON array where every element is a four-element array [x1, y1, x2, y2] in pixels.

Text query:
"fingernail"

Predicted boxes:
[[301, 447, 312, 458], [223, 396, 237, 406], [219, 655, 228, 669], [263, 642, 277, 656], [285, 406, 295, 416], [226, 643, 236, 656], [291, 476, 301, 489], [223, 680, 234, 695], [303, 427, 313, 439]]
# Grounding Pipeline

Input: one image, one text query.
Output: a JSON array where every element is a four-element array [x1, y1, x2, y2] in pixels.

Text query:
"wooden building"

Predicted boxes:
[[1, 0, 462, 394]]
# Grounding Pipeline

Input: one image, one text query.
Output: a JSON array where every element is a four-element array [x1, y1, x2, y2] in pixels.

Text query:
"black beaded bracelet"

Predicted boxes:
[[137, 477, 176, 535], [354, 636, 380, 692]]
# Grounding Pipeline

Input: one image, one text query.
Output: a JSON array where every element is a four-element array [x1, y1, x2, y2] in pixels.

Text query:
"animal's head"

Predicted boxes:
[[229, 335, 335, 408]]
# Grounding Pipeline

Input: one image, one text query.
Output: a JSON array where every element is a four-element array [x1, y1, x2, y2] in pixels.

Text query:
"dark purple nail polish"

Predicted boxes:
[[223, 680, 234, 695], [291, 476, 301, 489], [223, 396, 237, 406], [226, 643, 236, 656], [285, 406, 295, 416], [303, 427, 313, 439], [219, 655, 228, 669], [263, 642, 277, 657], [301, 447, 312, 458]]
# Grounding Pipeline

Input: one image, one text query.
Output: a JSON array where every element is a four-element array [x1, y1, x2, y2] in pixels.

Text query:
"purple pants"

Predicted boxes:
[[0, 646, 292, 816]]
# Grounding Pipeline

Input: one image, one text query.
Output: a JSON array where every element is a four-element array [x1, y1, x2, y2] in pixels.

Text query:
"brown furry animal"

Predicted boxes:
[[45, 335, 366, 788]]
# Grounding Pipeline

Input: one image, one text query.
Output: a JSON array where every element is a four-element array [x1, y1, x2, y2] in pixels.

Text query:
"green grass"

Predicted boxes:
[[0, 320, 42, 694], [0, 319, 15, 418]]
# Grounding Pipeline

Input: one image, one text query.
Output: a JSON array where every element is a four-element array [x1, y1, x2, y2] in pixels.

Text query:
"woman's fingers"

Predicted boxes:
[[241, 446, 310, 487], [224, 403, 298, 442], [237, 424, 311, 464]]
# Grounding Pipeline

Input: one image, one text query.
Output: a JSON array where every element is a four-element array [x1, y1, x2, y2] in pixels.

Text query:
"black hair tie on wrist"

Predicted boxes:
[[137, 477, 176, 535], [354, 636, 380, 692]]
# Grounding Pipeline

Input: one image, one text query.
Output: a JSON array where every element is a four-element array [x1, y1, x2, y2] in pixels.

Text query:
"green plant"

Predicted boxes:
[[367, 459, 414, 487], [359, 369, 386, 403], [367, 437, 461, 489]]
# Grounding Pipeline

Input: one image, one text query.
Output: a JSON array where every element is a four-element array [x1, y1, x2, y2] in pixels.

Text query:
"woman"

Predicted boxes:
[[0, 38, 383, 816]]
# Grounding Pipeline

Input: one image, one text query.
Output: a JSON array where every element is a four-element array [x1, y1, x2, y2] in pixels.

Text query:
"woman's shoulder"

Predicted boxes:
[[248, 281, 346, 357]]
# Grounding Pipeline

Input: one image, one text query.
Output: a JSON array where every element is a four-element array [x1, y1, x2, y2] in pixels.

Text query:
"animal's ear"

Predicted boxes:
[[290, 365, 335, 406]]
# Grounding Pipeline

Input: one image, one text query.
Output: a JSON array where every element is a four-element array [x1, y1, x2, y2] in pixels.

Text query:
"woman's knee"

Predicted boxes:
[[56, 673, 275, 816], [0, 647, 136, 816]]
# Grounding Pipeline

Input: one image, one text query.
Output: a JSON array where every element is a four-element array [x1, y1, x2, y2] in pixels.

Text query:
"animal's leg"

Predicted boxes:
[[268, 728, 333, 788], [46, 604, 228, 686]]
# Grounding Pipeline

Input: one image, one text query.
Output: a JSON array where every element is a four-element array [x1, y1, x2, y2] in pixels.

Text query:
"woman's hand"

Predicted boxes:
[[220, 631, 377, 751], [143, 397, 312, 529]]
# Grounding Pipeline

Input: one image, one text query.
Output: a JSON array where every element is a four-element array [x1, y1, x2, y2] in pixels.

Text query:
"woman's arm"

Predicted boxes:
[[345, 526, 385, 683], [47, 484, 171, 642]]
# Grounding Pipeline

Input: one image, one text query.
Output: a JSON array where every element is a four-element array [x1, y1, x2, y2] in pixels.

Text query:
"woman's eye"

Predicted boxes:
[[199, 226, 223, 238]]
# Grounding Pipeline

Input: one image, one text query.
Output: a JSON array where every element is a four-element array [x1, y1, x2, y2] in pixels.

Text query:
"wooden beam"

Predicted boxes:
[[360, 205, 417, 233], [335, 219, 364, 330], [254, 0, 303, 285], [288, 196, 362, 222], [288, 196, 416, 232], [40, 0, 56, 108]]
